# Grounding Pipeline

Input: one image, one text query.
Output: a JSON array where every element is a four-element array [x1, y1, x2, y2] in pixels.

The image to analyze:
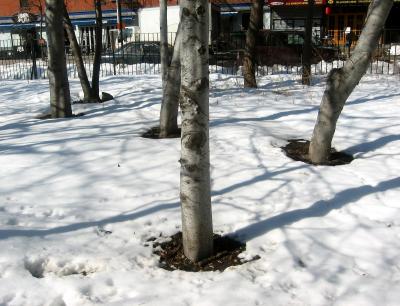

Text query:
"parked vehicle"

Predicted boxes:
[[101, 41, 169, 65], [0, 47, 15, 59], [0, 41, 46, 60], [210, 30, 339, 67]]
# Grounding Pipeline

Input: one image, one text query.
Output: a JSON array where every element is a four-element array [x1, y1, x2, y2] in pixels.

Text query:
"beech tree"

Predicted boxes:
[[46, 0, 72, 118], [302, 0, 315, 86], [309, 0, 393, 164], [160, 0, 169, 88], [243, 0, 264, 88], [159, 24, 182, 138], [63, 5, 93, 101], [91, 0, 103, 101], [179, 0, 214, 261], [63, 1, 105, 102]]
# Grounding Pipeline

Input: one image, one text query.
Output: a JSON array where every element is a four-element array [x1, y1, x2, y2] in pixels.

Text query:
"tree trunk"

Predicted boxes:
[[46, 0, 72, 118], [63, 4, 93, 101], [302, 0, 314, 86], [243, 0, 264, 88], [159, 24, 181, 138], [91, 0, 103, 101], [179, 0, 213, 262], [160, 0, 169, 88], [309, 0, 393, 164]]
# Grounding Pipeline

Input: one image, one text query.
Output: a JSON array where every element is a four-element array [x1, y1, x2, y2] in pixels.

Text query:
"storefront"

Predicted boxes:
[[0, 6, 137, 48], [268, 0, 400, 45], [211, 0, 271, 39]]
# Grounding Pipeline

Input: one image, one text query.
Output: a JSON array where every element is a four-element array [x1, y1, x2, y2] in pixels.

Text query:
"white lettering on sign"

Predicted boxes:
[[17, 13, 31, 23]]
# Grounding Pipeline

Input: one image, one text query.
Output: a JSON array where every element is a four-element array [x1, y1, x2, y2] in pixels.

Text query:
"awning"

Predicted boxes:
[[70, 17, 134, 27], [217, 3, 252, 12], [0, 23, 37, 30], [0, 9, 136, 31]]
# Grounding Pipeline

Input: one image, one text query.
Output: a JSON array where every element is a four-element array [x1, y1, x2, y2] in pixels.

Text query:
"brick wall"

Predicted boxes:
[[0, 0, 250, 18], [0, 1, 20, 16]]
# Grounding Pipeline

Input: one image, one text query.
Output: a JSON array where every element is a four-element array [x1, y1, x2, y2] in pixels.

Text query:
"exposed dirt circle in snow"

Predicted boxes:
[[150, 232, 259, 272], [141, 126, 181, 139], [282, 139, 354, 166]]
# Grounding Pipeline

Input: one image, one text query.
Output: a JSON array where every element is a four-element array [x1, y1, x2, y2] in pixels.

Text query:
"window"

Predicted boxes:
[[20, 0, 29, 9], [288, 34, 304, 45]]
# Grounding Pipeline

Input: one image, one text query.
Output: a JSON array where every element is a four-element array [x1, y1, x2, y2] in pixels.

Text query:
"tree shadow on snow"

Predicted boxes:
[[234, 177, 400, 241], [0, 201, 179, 240], [211, 92, 399, 128], [345, 134, 400, 157]]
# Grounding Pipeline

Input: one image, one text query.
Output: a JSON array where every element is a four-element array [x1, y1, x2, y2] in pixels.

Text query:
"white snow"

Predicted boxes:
[[0, 73, 400, 306]]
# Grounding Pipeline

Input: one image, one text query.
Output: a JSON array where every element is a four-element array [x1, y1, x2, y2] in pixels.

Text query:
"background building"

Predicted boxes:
[[267, 0, 400, 45], [0, 0, 398, 49]]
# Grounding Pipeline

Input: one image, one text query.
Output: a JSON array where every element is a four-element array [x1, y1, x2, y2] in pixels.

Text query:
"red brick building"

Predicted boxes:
[[0, 0, 398, 45], [0, 0, 138, 48]]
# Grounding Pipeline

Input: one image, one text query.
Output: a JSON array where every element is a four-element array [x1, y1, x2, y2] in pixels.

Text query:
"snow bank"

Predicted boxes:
[[0, 73, 400, 305]]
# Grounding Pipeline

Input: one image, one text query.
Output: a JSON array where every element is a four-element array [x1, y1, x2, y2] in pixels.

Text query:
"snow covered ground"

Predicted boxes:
[[1, 59, 399, 81], [0, 73, 399, 306]]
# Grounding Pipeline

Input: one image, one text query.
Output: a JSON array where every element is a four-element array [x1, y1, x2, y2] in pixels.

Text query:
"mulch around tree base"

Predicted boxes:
[[147, 232, 259, 272], [35, 113, 85, 120], [72, 92, 114, 104], [141, 126, 181, 139], [282, 139, 353, 166]]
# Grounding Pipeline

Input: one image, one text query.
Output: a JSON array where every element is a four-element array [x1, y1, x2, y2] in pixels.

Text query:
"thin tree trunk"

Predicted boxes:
[[302, 0, 314, 85], [46, 0, 72, 118], [179, 0, 213, 262], [92, 0, 103, 101], [39, 2, 44, 42], [160, 0, 169, 88], [63, 4, 93, 101], [159, 24, 181, 138], [309, 0, 393, 164], [243, 0, 264, 88]]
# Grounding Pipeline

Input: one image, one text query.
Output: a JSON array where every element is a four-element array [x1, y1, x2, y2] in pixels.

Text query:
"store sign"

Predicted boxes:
[[267, 0, 324, 5], [12, 12, 37, 24], [269, 1, 284, 5], [267, 0, 399, 4]]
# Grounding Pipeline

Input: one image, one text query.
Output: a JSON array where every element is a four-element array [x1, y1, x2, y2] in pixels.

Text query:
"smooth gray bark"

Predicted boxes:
[[63, 5, 93, 101], [160, 0, 169, 87], [302, 0, 314, 85], [309, 0, 393, 163], [159, 24, 181, 138], [46, 0, 72, 118], [243, 0, 264, 88], [179, 0, 213, 262], [92, 0, 102, 100]]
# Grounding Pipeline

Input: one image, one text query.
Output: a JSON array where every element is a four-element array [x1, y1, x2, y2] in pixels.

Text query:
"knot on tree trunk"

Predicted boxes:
[[183, 131, 207, 151], [196, 5, 206, 16]]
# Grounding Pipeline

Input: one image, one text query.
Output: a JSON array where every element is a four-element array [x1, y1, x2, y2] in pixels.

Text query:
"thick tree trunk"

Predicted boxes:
[[63, 5, 93, 101], [46, 0, 72, 118], [179, 0, 213, 262], [159, 24, 181, 138], [243, 0, 264, 88], [160, 0, 169, 88], [309, 0, 393, 164], [91, 0, 103, 101], [302, 0, 314, 85]]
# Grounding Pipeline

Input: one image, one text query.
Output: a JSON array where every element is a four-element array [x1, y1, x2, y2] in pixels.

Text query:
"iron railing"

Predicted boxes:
[[0, 30, 399, 80]]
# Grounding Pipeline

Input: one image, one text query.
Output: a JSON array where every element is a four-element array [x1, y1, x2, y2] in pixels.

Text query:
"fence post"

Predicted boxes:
[[112, 42, 116, 75], [31, 38, 38, 80]]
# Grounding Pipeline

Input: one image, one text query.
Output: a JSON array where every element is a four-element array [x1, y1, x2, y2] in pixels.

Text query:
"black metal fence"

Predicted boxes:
[[0, 30, 399, 81]]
